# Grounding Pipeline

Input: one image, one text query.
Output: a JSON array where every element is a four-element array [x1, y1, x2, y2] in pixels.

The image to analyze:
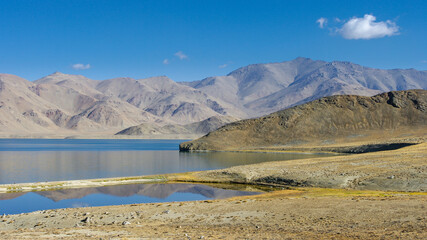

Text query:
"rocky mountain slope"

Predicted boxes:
[[180, 90, 427, 151], [95, 76, 246, 122], [185, 57, 427, 116], [116, 115, 238, 136], [0, 73, 237, 136], [0, 74, 64, 135], [1, 58, 426, 137], [0, 73, 162, 136]]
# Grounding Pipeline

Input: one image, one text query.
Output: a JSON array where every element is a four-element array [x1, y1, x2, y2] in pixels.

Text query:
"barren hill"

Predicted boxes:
[[0, 74, 66, 135], [0, 73, 161, 136], [116, 115, 238, 137], [179, 90, 427, 151], [96, 76, 245, 123], [35, 72, 101, 98], [0, 73, 237, 137]]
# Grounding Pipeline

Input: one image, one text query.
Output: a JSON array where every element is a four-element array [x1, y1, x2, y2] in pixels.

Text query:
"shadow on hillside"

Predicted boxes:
[[334, 143, 417, 154]]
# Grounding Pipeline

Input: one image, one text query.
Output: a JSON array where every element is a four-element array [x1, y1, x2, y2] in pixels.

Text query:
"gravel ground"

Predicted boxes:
[[1, 190, 426, 239]]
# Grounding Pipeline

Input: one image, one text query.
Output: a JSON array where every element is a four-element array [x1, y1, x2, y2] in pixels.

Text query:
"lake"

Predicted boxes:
[[0, 183, 262, 215], [0, 139, 333, 214], [0, 139, 333, 184]]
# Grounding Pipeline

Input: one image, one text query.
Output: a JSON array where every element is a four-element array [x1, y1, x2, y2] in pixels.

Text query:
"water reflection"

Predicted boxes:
[[0, 150, 330, 184], [0, 183, 261, 214]]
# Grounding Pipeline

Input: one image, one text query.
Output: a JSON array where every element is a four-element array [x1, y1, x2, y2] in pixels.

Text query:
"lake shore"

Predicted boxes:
[[0, 140, 426, 239], [0, 188, 425, 239], [0, 177, 166, 194], [2, 141, 425, 193]]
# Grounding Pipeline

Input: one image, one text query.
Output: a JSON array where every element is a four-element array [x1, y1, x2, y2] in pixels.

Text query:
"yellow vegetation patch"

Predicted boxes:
[[227, 187, 427, 201]]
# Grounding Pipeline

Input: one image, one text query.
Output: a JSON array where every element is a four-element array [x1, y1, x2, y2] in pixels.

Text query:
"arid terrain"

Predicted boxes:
[[1, 58, 426, 138], [0, 188, 425, 239], [180, 90, 427, 151], [2, 1, 426, 238], [0, 140, 426, 239], [0, 90, 426, 239]]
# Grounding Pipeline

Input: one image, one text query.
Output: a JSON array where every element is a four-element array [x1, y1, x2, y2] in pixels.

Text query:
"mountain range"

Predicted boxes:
[[0, 57, 426, 137]]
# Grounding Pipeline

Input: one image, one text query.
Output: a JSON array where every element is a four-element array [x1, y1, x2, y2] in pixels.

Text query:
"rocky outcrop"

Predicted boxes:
[[180, 90, 427, 151], [44, 109, 71, 127]]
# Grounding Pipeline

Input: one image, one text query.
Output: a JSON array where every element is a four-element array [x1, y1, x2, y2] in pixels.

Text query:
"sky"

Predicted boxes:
[[0, 0, 426, 82]]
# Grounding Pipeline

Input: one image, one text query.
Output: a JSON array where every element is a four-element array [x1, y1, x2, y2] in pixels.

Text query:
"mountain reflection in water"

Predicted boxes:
[[0, 183, 261, 214], [0, 147, 332, 184]]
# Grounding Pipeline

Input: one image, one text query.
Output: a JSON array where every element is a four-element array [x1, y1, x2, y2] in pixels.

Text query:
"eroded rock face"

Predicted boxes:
[[45, 109, 70, 127], [96, 76, 239, 123], [180, 90, 427, 151], [84, 105, 123, 127], [22, 110, 49, 127], [385, 90, 426, 111]]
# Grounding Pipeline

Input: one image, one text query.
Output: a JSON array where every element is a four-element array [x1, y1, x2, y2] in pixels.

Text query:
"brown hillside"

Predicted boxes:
[[180, 90, 427, 151]]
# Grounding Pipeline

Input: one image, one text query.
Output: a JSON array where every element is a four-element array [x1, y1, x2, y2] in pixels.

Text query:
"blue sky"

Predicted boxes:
[[0, 0, 426, 82]]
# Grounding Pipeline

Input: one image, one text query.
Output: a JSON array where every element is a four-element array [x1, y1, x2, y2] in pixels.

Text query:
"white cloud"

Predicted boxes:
[[219, 64, 228, 69], [72, 63, 91, 70], [422, 60, 427, 64], [163, 59, 170, 65], [174, 51, 188, 60], [316, 17, 327, 29], [338, 14, 399, 40]]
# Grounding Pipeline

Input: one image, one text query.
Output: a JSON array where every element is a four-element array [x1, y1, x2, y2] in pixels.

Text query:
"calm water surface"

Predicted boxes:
[[0, 139, 333, 184], [0, 183, 261, 215]]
